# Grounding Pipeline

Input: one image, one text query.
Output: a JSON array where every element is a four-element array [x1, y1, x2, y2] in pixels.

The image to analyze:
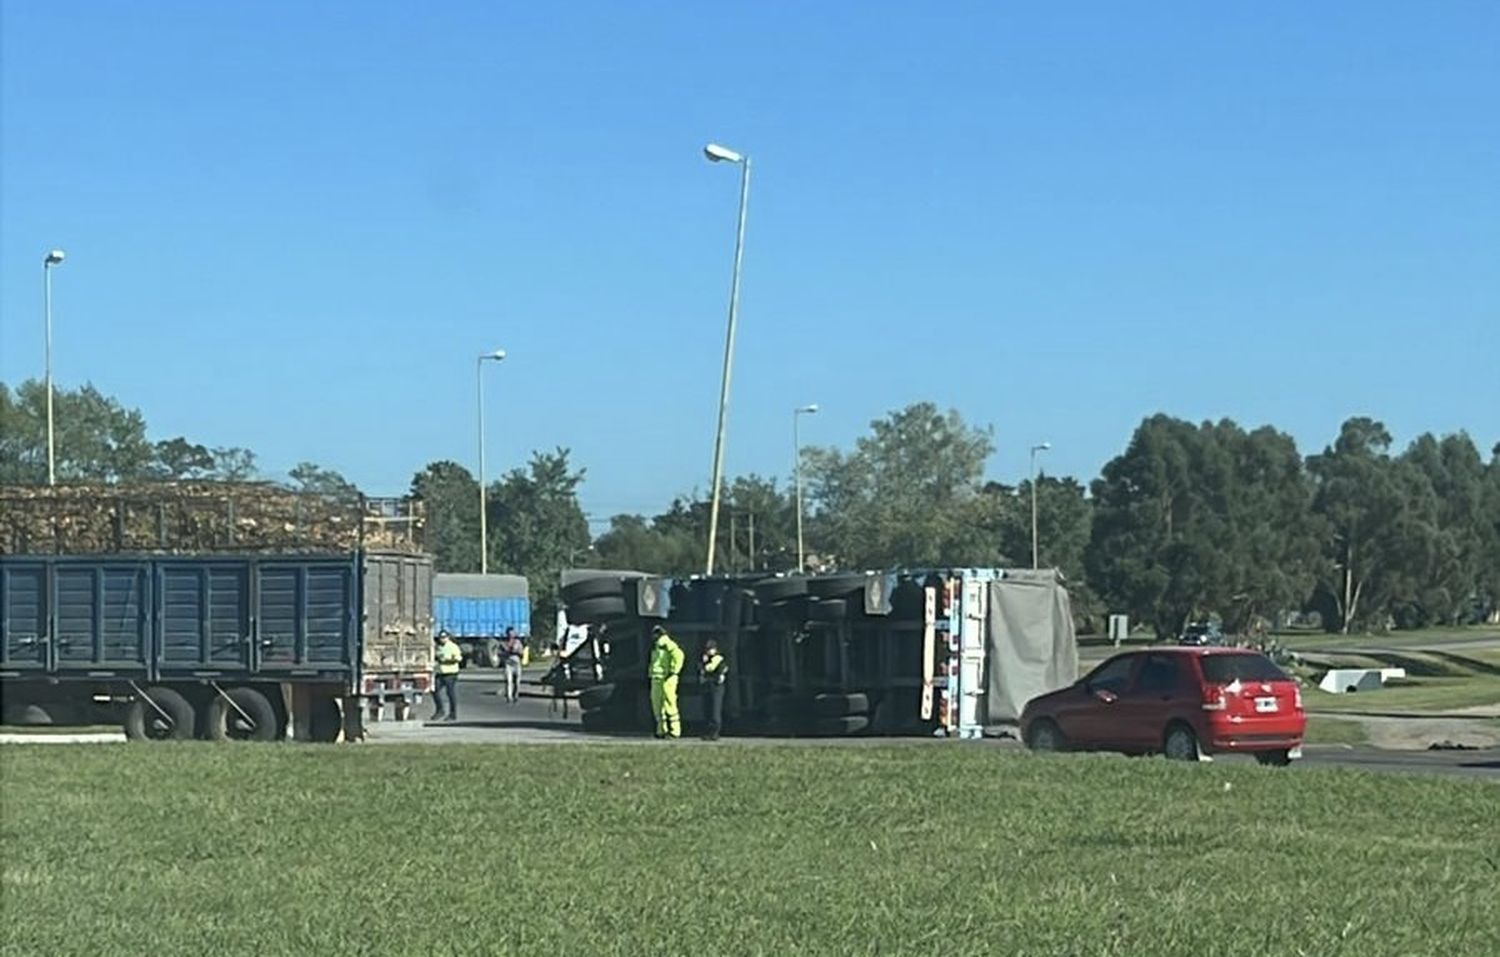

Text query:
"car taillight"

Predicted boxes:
[[1201, 685, 1227, 711], [1294, 685, 1303, 710]]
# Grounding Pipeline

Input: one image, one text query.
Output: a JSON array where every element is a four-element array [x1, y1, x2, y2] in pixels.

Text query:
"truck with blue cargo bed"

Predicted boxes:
[[0, 483, 433, 741], [432, 572, 530, 667]]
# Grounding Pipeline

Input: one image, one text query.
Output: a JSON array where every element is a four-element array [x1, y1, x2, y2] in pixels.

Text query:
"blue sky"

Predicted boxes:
[[2, 2, 1496, 524]]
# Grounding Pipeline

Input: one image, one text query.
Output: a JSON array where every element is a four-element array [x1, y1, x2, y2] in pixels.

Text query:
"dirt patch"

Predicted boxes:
[[1350, 716, 1500, 751]]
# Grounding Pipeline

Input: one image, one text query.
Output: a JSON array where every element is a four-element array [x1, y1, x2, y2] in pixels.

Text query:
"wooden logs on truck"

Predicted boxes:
[[0, 482, 424, 555]]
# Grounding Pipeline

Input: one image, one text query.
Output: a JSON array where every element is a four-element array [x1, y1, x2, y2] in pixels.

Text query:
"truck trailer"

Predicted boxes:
[[557, 567, 1079, 738], [0, 483, 433, 742], [432, 572, 530, 667]]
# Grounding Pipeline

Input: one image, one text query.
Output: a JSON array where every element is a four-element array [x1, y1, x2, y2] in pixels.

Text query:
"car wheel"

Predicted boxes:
[[1255, 749, 1292, 768], [1025, 719, 1066, 752], [1163, 723, 1205, 762]]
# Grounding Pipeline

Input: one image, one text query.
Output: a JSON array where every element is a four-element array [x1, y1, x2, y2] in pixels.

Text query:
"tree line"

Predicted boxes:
[[4, 378, 1497, 636]]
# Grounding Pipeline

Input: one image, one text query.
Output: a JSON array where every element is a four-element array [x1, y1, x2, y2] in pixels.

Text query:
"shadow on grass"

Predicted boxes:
[[1362, 652, 1467, 678], [1424, 651, 1500, 678]]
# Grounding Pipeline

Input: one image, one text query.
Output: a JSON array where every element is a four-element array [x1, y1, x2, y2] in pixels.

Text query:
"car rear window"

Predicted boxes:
[[1201, 654, 1289, 683]]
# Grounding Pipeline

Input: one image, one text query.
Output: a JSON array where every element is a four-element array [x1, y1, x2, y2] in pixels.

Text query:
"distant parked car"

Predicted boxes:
[[1178, 621, 1224, 646], [1020, 647, 1306, 765]]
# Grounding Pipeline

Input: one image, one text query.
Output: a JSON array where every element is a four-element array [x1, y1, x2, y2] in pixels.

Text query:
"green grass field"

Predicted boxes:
[[3, 744, 1497, 956], [1299, 649, 1500, 714], [1277, 626, 1500, 653]]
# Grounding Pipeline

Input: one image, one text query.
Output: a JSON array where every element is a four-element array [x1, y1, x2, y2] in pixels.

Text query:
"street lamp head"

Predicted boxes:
[[796, 404, 820, 414], [1033, 442, 1052, 452], [480, 349, 507, 362], [703, 143, 744, 164], [44, 249, 66, 266]]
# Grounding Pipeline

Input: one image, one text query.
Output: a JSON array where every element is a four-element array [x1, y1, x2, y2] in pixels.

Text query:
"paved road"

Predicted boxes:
[[7, 667, 1495, 781], [366, 669, 1500, 781]]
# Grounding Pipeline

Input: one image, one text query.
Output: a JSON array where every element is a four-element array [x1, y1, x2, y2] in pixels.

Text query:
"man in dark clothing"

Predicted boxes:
[[700, 639, 728, 741], [500, 626, 524, 704]]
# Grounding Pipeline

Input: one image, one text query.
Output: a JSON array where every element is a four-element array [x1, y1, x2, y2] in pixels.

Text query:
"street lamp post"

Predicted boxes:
[[476, 349, 506, 574], [702, 141, 751, 575], [793, 404, 819, 572], [43, 249, 66, 486], [1030, 442, 1052, 570]]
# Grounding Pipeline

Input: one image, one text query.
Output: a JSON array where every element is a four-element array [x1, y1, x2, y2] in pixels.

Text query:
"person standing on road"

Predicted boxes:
[[700, 639, 728, 741], [501, 626, 525, 705], [433, 631, 463, 722], [648, 625, 684, 739]]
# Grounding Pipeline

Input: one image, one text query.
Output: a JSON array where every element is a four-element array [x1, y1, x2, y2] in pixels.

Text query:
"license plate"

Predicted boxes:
[[1255, 696, 1279, 713]]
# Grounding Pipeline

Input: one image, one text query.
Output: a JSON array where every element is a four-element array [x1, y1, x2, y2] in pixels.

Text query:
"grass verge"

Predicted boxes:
[[3, 744, 1498, 956]]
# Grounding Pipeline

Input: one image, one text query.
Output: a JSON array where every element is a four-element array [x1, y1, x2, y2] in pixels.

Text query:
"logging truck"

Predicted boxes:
[[0, 483, 432, 742]]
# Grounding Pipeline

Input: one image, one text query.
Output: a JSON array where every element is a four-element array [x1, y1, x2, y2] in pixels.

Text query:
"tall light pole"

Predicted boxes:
[[42, 249, 66, 486], [1030, 442, 1052, 570], [702, 141, 751, 575], [476, 349, 506, 574], [793, 404, 819, 573]]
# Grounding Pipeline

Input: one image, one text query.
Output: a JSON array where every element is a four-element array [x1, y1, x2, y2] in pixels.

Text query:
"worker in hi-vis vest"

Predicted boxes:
[[647, 625, 685, 739], [700, 639, 728, 741], [433, 631, 464, 722]]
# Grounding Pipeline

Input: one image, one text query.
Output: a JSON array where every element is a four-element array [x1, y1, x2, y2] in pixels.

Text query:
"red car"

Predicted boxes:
[[1020, 647, 1306, 765]]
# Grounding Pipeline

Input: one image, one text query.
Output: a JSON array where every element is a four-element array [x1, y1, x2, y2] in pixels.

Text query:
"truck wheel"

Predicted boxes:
[[567, 596, 628, 623], [755, 577, 808, 603], [812, 715, 870, 736], [308, 695, 343, 743], [484, 639, 502, 669], [812, 693, 870, 717], [807, 573, 869, 599], [562, 576, 625, 603], [205, 687, 279, 742], [3, 702, 56, 726], [125, 687, 196, 742], [578, 684, 616, 711], [808, 599, 848, 622]]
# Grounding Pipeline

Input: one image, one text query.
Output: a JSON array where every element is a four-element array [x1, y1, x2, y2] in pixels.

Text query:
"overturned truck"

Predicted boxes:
[[559, 568, 1078, 738], [0, 483, 432, 742]]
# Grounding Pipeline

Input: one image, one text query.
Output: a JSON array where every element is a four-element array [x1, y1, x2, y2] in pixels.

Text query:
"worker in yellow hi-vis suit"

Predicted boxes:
[[647, 625, 685, 739]]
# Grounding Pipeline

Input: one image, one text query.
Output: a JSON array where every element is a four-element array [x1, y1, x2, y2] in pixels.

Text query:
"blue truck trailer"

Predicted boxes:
[[0, 483, 432, 741], [432, 572, 530, 667]]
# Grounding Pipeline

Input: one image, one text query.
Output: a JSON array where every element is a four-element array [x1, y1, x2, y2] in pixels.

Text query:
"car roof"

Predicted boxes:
[[1129, 646, 1260, 656]]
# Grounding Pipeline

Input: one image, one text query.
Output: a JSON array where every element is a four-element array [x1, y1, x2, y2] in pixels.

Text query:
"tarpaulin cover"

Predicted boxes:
[[986, 570, 1079, 722]]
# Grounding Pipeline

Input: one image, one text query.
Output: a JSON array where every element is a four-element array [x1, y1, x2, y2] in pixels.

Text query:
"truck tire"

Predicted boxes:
[[125, 687, 195, 742], [308, 695, 343, 743], [578, 684, 616, 711], [755, 577, 808, 603], [807, 573, 869, 599], [567, 596, 629, 623], [812, 715, 870, 736], [205, 687, 279, 742], [3, 702, 56, 726], [484, 639, 502, 669], [812, 692, 870, 717], [808, 599, 849, 622], [562, 576, 624, 603]]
